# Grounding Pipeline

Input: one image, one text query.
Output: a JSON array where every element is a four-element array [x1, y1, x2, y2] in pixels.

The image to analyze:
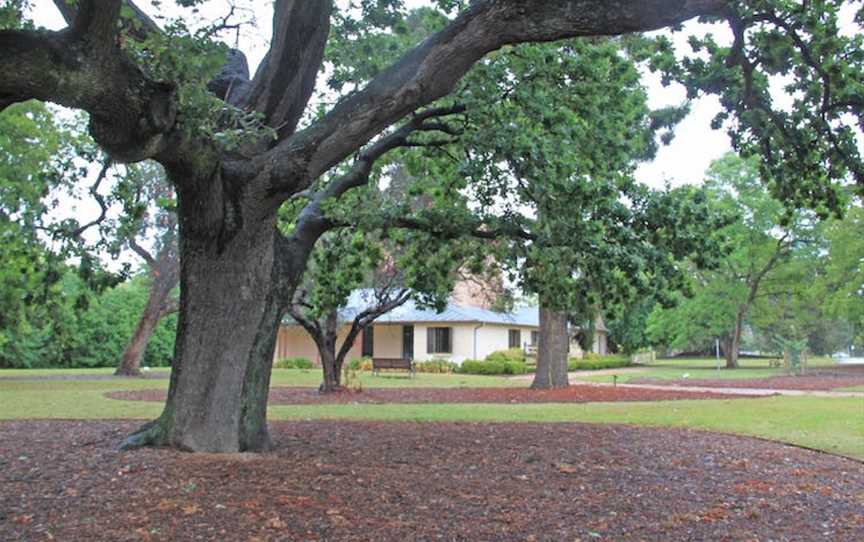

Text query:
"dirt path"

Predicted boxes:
[[1, 420, 862, 541]]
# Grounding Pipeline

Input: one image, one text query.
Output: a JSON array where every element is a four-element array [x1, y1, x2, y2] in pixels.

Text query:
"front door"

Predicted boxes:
[[402, 325, 414, 360], [362, 326, 374, 357]]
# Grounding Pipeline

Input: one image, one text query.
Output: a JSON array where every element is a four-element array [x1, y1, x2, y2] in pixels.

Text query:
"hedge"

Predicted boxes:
[[274, 357, 313, 369], [458, 358, 528, 375], [567, 353, 632, 371]]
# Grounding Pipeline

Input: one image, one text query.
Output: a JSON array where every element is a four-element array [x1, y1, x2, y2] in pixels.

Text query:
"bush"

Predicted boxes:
[[485, 348, 526, 364], [568, 354, 632, 371], [416, 359, 459, 373], [274, 357, 313, 369], [71, 277, 177, 369], [347, 357, 373, 371], [458, 358, 528, 375]]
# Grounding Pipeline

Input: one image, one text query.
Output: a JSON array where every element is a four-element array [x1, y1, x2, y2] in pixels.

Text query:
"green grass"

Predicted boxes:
[[0, 379, 165, 420], [1, 366, 861, 460], [0, 367, 165, 377], [837, 385, 864, 392]]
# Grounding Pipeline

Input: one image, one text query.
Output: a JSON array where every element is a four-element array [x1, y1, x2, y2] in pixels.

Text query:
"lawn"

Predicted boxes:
[[1, 367, 862, 460], [838, 385, 864, 392]]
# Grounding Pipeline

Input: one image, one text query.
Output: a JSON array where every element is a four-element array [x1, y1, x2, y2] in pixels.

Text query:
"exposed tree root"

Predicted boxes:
[[119, 419, 165, 451]]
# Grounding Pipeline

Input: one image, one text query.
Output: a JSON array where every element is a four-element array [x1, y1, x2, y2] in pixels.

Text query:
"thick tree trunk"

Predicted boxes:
[[725, 309, 745, 369], [115, 266, 178, 377], [319, 350, 342, 393], [318, 311, 343, 393], [122, 214, 285, 452], [531, 305, 570, 389]]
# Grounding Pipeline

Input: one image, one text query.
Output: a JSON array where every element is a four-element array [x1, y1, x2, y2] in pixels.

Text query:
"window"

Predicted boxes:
[[508, 329, 521, 349], [427, 327, 452, 354], [531, 331, 539, 346], [361, 326, 374, 357]]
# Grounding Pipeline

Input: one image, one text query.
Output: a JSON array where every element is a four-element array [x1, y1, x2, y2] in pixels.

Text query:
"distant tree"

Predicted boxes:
[[606, 297, 657, 355], [286, 191, 472, 391], [647, 154, 816, 367], [69, 275, 177, 368], [286, 230, 409, 393], [387, 34, 727, 388], [113, 163, 179, 376], [0, 101, 89, 368], [812, 204, 864, 351]]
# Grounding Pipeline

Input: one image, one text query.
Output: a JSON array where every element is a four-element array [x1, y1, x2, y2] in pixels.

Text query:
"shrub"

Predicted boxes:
[[342, 363, 363, 391], [485, 348, 526, 364], [458, 358, 528, 375], [416, 359, 459, 373], [274, 357, 313, 369], [71, 277, 177, 369], [347, 357, 373, 371], [568, 354, 632, 371]]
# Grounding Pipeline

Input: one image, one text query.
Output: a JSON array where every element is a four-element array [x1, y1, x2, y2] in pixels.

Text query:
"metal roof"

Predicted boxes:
[[287, 289, 539, 327], [373, 299, 539, 327], [286, 289, 608, 331]]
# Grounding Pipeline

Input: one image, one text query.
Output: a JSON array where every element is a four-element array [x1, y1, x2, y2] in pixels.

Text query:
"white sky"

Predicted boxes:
[[29, 0, 737, 190]]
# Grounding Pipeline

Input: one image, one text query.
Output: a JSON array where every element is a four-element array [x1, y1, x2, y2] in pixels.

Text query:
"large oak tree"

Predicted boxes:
[[1, 0, 861, 452]]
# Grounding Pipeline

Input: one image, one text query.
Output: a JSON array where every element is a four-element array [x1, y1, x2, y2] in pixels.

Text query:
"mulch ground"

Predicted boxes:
[[107, 384, 754, 405], [632, 365, 864, 391], [1, 420, 862, 541]]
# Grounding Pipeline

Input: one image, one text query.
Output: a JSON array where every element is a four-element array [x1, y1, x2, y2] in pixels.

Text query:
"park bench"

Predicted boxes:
[[372, 357, 416, 377]]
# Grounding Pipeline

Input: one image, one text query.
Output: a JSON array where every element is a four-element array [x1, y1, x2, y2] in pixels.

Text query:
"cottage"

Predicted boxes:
[[273, 292, 609, 366]]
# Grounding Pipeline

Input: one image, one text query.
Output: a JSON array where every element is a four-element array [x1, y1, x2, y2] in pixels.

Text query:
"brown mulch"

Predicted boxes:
[[633, 366, 864, 391], [106, 384, 756, 405], [1, 421, 862, 541]]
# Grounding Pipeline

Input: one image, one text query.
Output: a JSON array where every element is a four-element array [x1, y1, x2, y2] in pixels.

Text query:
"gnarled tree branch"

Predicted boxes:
[[285, 105, 467, 250], [267, 0, 728, 195], [245, 0, 333, 137]]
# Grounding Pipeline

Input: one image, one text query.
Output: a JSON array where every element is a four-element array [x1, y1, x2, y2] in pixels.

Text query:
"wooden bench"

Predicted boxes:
[[372, 358, 416, 377]]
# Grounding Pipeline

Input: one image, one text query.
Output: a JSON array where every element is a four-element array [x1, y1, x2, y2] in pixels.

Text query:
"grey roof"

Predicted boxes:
[[373, 299, 539, 327], [285, 290, 609, 331], [288, 289, 539, 327]]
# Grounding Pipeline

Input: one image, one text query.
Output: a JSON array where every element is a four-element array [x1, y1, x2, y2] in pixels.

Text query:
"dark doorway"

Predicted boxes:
[[402, 325, 414, 360], [362, 326, 374, 357]]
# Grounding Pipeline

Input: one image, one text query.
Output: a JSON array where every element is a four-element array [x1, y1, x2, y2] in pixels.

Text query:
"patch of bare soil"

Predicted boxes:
[[107, 384, 754, 405], [633, 365, 864, 391], [1, 421, 862, 541]]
